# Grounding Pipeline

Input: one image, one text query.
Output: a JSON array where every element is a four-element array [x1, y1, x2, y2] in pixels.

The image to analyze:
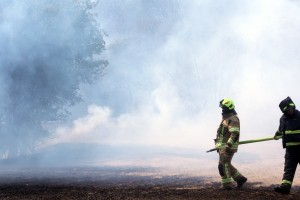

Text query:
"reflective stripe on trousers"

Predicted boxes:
[[218, 150, 243, 185]]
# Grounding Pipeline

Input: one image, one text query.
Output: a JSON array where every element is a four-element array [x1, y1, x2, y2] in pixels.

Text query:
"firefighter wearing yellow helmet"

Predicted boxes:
[[215, 98, 247, 190]]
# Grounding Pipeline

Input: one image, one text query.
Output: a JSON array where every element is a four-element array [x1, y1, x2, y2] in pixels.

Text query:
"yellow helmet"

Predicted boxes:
[[219, 98, 235, 110]]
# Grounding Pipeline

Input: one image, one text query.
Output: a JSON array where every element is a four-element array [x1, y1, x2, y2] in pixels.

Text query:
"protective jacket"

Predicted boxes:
[[215, 112, 240, 152], [278, 109, 300, 148]]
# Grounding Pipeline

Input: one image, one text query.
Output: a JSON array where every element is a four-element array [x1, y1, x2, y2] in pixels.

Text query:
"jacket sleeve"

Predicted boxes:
[[278, 116, 286, 133], [279, 116, 287, 147], [227, 117, 240, 145]]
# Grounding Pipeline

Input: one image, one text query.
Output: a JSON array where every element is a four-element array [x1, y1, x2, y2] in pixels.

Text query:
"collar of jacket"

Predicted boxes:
[[222, 112, 236, 119], [283, 109, 299, 119]]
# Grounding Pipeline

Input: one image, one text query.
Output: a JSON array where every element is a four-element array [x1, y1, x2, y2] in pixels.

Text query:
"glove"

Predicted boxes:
[[274, 131, 282, 140], [214, 139, 220, 153], [225, 142, 232, 151]]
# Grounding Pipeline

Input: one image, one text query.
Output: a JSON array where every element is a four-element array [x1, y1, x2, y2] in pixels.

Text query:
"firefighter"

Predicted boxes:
[[274, 96, 300, 194], [215, 98, 247, 190]]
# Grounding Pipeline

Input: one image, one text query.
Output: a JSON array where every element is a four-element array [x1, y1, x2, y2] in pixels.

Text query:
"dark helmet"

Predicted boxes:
[[279, 96, 295, 113]]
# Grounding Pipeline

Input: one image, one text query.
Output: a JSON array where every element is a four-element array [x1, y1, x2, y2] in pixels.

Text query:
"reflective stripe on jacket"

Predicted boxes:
[[279, 110, 300, 148], [215, 113, 240, 152]]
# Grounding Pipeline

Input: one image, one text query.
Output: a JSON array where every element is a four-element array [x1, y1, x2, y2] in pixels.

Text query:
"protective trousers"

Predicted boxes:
[[218, 150, 244, 186], [282, 146, 300, 187]]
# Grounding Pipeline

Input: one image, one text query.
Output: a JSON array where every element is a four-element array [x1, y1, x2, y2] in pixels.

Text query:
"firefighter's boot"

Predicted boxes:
[[219, 184, 233, 190], [236, 176, 247, 189], [274, 184, 290, 194]]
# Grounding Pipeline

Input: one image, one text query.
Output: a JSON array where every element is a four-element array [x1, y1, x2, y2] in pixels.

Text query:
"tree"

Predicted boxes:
[[0, 0, 107, 157]]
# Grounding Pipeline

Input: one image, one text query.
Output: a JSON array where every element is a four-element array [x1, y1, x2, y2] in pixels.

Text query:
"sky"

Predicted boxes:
[[3, 0, 300, 165]]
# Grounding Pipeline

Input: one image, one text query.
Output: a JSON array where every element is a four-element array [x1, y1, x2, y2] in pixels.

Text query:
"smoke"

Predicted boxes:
[[69, 0, 300, 144], [0, 0, 107, 158], [79, 0, 300, 158], [3, 0, 300, 167]]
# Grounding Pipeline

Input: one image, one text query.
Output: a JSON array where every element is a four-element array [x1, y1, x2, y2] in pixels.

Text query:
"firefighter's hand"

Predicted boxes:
[[274, 131, 282, 140], [225, 142, 232, 151]]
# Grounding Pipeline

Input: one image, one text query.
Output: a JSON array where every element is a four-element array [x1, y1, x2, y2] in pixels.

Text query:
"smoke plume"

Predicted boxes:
[[0, 0, 107, 158]]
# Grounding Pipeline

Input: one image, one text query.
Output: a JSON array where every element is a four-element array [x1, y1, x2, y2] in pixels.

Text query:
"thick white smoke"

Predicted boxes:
[[0, 0, 106, 158], [51, 0, 300, 148], [3, 0, 300, 167]]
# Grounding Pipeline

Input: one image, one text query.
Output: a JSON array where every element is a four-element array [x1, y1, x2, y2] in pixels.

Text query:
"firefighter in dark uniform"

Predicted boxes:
[[215, 98, 247, 190], [274, 96, 300, 194]]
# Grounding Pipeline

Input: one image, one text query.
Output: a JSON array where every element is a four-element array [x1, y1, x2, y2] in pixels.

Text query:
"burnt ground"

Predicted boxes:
[[0, 166, 299, 200], [1, 183, 299, 200]]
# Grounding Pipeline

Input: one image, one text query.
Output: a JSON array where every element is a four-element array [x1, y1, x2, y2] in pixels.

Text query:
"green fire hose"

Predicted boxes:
[[206, 136, 281, 153]]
